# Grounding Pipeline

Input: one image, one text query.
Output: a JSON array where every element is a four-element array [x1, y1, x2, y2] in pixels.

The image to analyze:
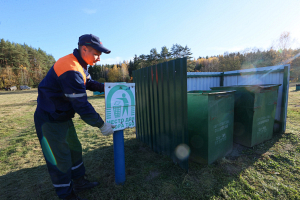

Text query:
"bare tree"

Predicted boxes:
[[271, 32, 298, 65]]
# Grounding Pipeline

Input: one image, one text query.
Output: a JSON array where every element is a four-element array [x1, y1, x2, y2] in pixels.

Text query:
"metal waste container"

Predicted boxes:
[[188, 90, 235, 164], [211, 84, 281, 147]]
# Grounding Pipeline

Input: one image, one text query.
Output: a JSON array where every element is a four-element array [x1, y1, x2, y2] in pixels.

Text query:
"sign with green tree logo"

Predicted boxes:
[[105, 83, 135, 131]]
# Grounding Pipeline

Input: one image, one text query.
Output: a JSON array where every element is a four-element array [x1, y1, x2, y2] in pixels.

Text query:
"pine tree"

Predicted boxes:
[[160, 46, 171, 61]]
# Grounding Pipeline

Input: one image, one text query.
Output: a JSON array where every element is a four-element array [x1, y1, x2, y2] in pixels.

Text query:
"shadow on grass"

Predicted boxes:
[[0, 130, 287, 200]]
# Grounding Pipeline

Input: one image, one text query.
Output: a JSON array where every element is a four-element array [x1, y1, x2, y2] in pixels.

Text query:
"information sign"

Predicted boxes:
[[105, 83, 135, 131]]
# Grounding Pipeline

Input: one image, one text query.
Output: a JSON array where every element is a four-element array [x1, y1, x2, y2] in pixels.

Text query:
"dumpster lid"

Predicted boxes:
[[258, 84, 281, 88], [188, 90, 236, 95]]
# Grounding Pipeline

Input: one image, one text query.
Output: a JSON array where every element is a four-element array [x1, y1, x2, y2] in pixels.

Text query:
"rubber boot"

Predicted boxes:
[[73, 175, 99, 193]]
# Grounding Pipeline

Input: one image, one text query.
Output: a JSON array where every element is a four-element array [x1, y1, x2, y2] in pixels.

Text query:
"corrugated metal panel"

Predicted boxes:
[[224, 65, 285, 74], [133, 58, 188, 171], [187, 72, 222, 91]]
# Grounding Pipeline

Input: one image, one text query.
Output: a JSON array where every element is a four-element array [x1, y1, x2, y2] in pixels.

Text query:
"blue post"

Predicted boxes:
[[113, 130, 126, 185]]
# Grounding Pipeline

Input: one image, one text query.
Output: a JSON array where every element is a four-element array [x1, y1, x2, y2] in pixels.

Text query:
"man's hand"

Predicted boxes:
[[100, 123, 116, 136]]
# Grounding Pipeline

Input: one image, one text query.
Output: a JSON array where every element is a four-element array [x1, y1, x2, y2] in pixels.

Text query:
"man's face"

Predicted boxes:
[[81, 46, 102, 66]]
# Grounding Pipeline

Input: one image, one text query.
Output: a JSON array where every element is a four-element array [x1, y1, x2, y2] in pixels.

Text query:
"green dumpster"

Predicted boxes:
[[211, 84, 281, 147], [296, 84, 300, 91], [188, 90, 235, 164]]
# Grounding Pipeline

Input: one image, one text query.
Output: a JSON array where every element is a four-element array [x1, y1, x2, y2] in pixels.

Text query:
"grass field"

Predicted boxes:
[[0, 85, 299, 200]]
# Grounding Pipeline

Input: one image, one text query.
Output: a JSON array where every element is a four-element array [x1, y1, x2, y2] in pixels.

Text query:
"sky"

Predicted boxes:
[[0, 0, 300, 65]]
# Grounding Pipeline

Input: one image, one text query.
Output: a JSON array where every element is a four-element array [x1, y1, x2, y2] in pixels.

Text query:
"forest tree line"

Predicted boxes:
[[0, 39, 55, 88]]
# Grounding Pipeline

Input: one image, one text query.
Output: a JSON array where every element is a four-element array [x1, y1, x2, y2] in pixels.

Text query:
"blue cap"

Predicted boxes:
[[78, 34, 111, 54]]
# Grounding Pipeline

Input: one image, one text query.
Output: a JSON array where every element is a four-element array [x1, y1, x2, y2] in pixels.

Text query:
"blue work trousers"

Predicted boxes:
[[34, 107, 85, 199]]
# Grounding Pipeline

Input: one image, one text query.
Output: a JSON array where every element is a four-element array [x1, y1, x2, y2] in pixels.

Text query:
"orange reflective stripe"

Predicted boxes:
[[54, 54, 86, 85]]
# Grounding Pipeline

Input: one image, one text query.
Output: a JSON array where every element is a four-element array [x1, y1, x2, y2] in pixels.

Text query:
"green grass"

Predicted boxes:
[[0, 86, 300, 200]]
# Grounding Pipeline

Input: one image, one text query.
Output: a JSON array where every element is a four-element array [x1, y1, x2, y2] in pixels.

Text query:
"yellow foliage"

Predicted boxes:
[[197, 57, 219, 72], [0, 67, 18, 87], [107, 65, 121, 82], [107, 63, 130, 82]]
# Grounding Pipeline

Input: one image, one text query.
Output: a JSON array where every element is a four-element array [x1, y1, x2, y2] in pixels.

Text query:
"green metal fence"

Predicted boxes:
[[132, 58, 188, 171]]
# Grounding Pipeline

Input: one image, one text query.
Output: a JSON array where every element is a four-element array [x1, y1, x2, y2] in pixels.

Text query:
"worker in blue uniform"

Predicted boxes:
[[34, 34, 115, 200]]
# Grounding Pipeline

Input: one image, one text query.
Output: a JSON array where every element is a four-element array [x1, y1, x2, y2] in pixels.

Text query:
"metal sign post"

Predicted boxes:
[[113, 130, 125, 184], [105, 82, 135, 185]]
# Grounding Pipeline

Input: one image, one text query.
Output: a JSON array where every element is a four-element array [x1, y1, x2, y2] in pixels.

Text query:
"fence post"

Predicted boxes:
[[280, 65, 290, 133], [220, 72, 224, 86]]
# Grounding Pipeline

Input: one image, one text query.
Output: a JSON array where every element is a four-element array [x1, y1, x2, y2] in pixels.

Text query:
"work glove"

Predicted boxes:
[[100, 123, 116, 136]]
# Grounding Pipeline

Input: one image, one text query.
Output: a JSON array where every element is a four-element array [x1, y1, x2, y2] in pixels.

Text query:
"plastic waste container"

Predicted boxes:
[[188, 90, 235, 164], [296, 84, 300, 91], [211, 84, 281, 147]]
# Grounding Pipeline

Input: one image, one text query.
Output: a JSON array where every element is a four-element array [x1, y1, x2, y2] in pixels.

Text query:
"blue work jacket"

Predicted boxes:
[[37, 49, 104, 128]]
